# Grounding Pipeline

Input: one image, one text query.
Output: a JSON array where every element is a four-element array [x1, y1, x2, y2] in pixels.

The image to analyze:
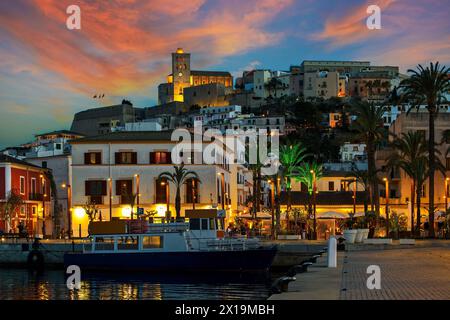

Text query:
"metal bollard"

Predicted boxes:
[[327, 236, 337, 268]]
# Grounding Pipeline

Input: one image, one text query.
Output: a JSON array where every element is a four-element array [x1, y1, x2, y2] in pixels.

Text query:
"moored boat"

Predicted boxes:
[[64, 210, 277, 272]]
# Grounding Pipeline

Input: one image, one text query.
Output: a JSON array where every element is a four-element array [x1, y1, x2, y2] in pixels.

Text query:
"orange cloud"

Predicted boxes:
[[313, 0, 396, 47], [367, 36, 450, 72], [0, 0, 293, 99]]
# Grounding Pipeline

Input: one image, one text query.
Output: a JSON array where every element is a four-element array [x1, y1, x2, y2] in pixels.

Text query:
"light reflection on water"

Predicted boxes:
[[0, 269, 272, 300]]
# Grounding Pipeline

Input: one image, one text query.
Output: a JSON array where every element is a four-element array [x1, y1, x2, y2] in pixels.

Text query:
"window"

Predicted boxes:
[[150, 152, 171, 164], [84, 152, 102, 165], [118, 237, 139, 250], [115, 152, 137, 164], [85, 180, 107, 204], [20, 176, 25, 195], [41, 161, 47, 168], [142, 236, 163, 249], [95, 237, 115, 251], [55, 143, 62, 150], [201, 219, 208, 230], [31, 178, 36, 195], [444, 130, 450, 144], [116, 180, 133, 204], [328, 181, 334, 191], [186, 178, 199, 203], [155, 178, 168, 203], [190, 218, 200, 230]]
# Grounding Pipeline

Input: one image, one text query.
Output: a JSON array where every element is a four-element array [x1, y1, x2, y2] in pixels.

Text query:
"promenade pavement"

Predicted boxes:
[[269, 244, 450, 300]]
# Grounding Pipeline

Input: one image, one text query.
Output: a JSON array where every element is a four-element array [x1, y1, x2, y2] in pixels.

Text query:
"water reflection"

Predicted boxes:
[[0, 269, 271, 300]]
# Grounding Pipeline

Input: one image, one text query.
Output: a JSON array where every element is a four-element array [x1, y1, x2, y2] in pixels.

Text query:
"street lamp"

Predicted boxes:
[[268, 179, 275, 240], [383, 177, 389, 237], [40, 174, 47, 238], [353, 177, 357, 214], [61, 183, 72, 239], [191, 178, 196, 210], [160, 180, 170, 222], [310, 169, 317, 240], [134, 174, 140, 220], [107, 178, 112, 220], [218, 172, 225, 210]]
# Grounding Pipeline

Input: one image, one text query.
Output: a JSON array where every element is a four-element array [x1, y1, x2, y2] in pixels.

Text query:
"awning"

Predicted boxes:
[[317, 211, 365, 219], [238, 212, 272, 219]]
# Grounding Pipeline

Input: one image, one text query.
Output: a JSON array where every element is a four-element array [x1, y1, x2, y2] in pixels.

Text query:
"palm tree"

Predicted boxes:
[[347, 163, 371, 214], [279, 142, 309, 216], [387, 131, 428, 236], [265, 173, 282, 237], [351, 101, 387, 216], [158, 165, 200, 219], [400, 62, 450, 237], [246, 142, 265, 220], [295, 162, 323, 239]]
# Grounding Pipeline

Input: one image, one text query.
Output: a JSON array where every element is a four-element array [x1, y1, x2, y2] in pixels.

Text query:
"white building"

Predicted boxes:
[[340, 143, 366, 162], [23, 130, 82, 234], [381, 104, 450, 127], [204, 114, 285, 135], [69, 131, 244, 237], [304, 71, 342, 99]]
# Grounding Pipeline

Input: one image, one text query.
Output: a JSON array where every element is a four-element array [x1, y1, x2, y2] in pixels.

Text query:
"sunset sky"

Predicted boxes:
[[0, 0, 449, 148]]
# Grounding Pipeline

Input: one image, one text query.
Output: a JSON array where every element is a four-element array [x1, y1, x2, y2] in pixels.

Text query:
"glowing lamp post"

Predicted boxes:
[[310, 170, 317, 240], [383, 177, 389, 237], [268, 179, 275, 240], [161, 180, 170, 222], [445, 177, 449, 212]]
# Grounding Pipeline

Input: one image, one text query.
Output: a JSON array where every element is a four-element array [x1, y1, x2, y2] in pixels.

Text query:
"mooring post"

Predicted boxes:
[[327, 236, 337, 268]]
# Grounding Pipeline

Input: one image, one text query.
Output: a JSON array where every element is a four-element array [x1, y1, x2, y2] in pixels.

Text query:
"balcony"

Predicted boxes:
[[29, 193, 44, 201], [89, 196, 104, 205]]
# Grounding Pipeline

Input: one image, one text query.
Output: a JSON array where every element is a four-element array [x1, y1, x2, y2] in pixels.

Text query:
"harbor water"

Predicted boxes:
[[0, 268, 275, 300]]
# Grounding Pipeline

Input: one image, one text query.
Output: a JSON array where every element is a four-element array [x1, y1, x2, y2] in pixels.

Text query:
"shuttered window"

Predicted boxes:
[[84, 152, 102, 165], [150, 152, 171, 164], [115, 152, 137, 164]]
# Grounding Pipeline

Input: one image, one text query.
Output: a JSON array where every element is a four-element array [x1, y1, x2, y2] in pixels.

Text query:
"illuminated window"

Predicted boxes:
[[142, 236, 163, 249], [116, 152, 137, 164], [118, 237, 138, 250], [155, 178, 168, 203], [150, 152, 171, 164], [84, 152, 102, 165], [328, 181, 334, 191]]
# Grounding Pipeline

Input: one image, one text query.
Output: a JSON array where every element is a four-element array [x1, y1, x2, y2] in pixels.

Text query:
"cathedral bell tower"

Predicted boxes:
[[172, 48, 191, 102]]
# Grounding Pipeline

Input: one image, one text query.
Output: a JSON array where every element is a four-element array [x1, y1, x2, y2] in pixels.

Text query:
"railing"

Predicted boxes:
[[146, 223, 189, 233], [29, 193, 44, 201], [185, 231, 261, 252]]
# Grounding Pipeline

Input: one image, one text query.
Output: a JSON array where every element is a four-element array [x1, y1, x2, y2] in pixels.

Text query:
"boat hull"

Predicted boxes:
[[64, 247, 278, 272]]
